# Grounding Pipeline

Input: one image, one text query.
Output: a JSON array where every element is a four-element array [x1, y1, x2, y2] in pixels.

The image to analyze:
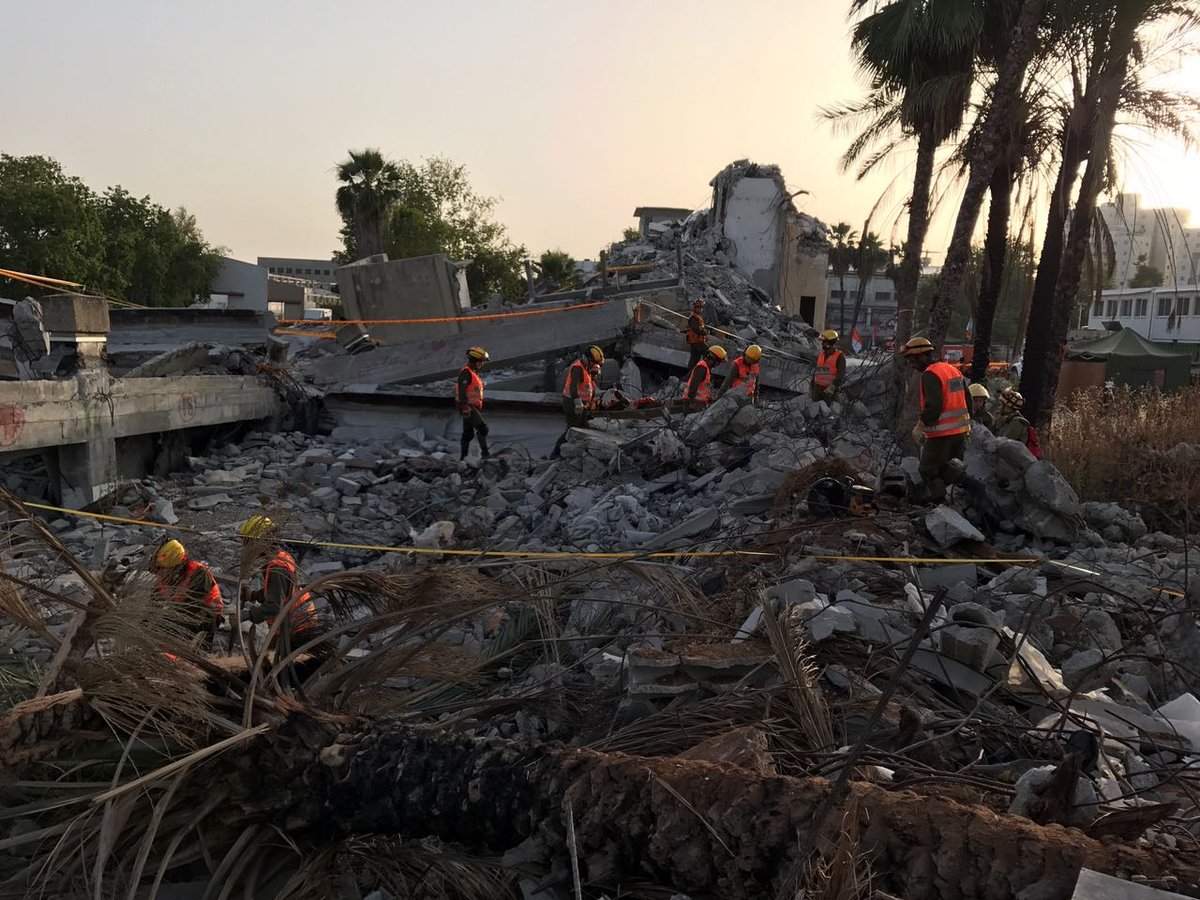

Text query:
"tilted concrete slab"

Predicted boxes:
[[307, 297, 644, 387], [108, 309, 275, 365], [0, 374, 278, 453]]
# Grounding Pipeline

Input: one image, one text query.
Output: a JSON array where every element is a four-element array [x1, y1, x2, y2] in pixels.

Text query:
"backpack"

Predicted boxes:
[[1025, 424, 1043, 459]]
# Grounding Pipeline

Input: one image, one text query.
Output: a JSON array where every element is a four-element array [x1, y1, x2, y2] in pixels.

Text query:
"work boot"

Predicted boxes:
[[479, 437, 491, 459], [460, 438, 471, 461]]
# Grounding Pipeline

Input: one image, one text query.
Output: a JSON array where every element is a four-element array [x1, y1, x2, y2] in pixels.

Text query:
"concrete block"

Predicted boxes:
[[40, 294, 110, 334], [936, 603, 1002, 672], [1071, 868, 1192, 900], [335, 476, 361, 496], [767, 578, 816, 607], [917, 563, 977, 592], [646, 507, 719, 550]]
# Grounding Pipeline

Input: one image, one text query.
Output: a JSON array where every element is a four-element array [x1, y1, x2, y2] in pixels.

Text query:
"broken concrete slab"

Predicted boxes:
[[646, 507, 719, 550], [925, 505, 985, 549], [1071, 868, 1192, 900]]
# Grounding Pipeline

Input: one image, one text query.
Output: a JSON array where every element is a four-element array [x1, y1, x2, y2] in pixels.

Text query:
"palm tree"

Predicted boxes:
[[829, 0, 987, 353], [925, 0, 1050, 349], [335, 149, 405, 260], [848, 231, 890, 340], [827, 223, 858, 332], [1019, 0, 1200, 422]]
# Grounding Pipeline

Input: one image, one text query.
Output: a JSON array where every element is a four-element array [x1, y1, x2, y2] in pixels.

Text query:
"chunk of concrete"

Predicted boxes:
[[646, 507, 719, 550], [936, 603, 1001, 672], [925, 505, 985, 549], [1071, 868, 1192, 900], [1061, 648, 1111, 692]]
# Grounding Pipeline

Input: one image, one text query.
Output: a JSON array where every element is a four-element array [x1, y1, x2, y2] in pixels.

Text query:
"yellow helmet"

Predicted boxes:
[[584, 345, 604, 364], [968, 383, 990, 400], [708, 345, 728, 361], [155, 539, 187, 568], [901, 337, 935, 356], [820, 329, 839, 342], [239, 515, 275, 539], [466, 346, 489, 361], [744, 344, 763, 362]]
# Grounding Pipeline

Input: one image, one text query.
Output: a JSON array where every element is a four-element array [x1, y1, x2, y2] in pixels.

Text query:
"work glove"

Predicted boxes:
[[573, 398, 584, 415], [911, 422, 926, 444]]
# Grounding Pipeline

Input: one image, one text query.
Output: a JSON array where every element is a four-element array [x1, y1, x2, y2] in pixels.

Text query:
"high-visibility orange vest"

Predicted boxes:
[[686, 314, 707, 345], [264, 550, 318, 634], [689, 359, 713, 404], [920, 361, 971, 438], [457, 365, 484, 410], [814, 349, 843, 388], [562, 360, 595, 400], [727, 357, 759, 397], [157, 560, 222, 615]]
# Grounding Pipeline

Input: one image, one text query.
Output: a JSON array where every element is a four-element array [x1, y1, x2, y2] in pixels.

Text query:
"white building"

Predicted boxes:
[[256, 257, 339, 291], [208, 257, 268, 311], [826, 272, 898, 339], [1087, 286, 1200, 344], [1097, 194, 1200, 289]]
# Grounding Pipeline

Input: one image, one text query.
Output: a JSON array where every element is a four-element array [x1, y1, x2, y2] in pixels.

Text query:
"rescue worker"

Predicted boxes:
[[456, 346, 490, 460], [718, 344, 762, 402], [684, 345, 727, 412], [811, 330, 846, 402], [587, 363, 603, 411], [238, 515, 319, 651], [153, 539, 223, 641], [685, 299, 709, 372], [968, 383, 994, 429], [551, 346, 604, 458], [994, 387, 1032, 444], [902, 337, 971, 503]]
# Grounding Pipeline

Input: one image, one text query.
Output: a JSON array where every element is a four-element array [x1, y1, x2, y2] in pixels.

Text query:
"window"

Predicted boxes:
[[1092, 299, 1104, 317], [830, 289, 844, 299], [305, 268, 313, 275], [1106, 300, 1118, 318], [1135, 297, 1148, 317], [286, 268, 293, 274], [1121, 297, 1133, 316], [1158, 296, 1173, 316], [874, 291, 892, 302], [1179, 296, 1192, 316]]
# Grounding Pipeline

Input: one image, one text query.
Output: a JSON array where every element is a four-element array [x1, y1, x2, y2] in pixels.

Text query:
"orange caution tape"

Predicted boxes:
[[276, 300, 611, 327]]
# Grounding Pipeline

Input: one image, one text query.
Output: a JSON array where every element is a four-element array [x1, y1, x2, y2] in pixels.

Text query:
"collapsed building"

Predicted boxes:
[[1, 162, 1199, 899]]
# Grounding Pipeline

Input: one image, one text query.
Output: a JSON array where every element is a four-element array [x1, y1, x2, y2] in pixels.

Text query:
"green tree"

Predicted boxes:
[[848, 231, 889, 339], [621, 227, 641, 242], [827, 222, 858, 332], [0, 154, 106, 288], [335, 149, 404, 260], [535, 249, 579, 290], [1129, 256, 1164, 288]]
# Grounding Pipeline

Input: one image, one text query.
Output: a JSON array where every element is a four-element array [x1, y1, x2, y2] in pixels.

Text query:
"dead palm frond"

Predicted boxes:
[[786, 798, 874, 900], [761, 591, 835, 754]]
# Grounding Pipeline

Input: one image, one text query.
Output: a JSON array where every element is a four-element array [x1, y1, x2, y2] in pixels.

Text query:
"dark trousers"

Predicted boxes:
[[461, 407, 490, 459], [687, 343, 706, 373], [919, 433, 967, 502], [552, 397, 589, 457]]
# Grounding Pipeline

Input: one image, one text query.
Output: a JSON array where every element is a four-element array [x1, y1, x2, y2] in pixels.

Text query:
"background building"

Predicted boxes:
[[256, 257, 339, 291], [826, 272, 898, 343], [209, 257, 268, 311], [1097, 194, 1200, 289], [1086, 286, 1200, 371]]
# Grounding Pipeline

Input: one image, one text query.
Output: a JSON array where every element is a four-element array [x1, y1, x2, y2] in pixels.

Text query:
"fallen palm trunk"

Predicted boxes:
[[276, 719, 1200, 900]]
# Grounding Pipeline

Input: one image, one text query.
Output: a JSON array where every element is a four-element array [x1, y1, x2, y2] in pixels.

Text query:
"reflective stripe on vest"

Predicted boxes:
[[686, 315, 707, 344], [728, 357, 759, 396], [562, 360, 595, 400], [263, 550, 316, 633], [690, 360, 713, 404], [458, 365, 484, 409], [814, 350, 842, 388], [920, 362, 971, 437]]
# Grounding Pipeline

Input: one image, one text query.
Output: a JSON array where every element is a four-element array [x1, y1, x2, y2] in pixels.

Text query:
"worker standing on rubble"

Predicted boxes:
[[456, 346, 490, 461], [718, 344, 762, 402], [969, 383, 994, 429], [684, 345, 727, 412], [810, 330, 846, 403], [153, 539, 223, 641], [238, 516, 319, 654], [685, 299, 709, 372], [551, 346, 604, 458], [994, 387, 1032, 444], [902, 337, 971, 503]]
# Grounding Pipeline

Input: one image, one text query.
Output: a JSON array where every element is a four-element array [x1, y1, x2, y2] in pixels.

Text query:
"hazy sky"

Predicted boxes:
[[5, 0, 1198, 265]]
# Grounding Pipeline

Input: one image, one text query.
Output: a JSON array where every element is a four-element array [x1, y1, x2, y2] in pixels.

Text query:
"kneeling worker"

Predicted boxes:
[[811, 330, 845, 403], [968, 383, 993, 429], [718, 344, 762, 402], [901, 337, 971, 503], [457, 346, 490, 460], [154, 539, 223, 641], [238, 516, 319, 651], [684, 344, 727, 412]]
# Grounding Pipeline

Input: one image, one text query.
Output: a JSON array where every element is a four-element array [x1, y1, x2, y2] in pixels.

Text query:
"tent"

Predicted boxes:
[[1064, 328, 1192, 392]]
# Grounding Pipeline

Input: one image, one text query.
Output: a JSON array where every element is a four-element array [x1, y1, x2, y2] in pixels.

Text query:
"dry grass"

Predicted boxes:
[[772, 457, 858, 519], [1048, 384, 1200, 532]]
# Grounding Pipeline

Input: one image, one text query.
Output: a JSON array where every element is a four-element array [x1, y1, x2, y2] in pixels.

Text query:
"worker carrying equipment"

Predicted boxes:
[[154, 539, 223, 639], [968, 382, 994, 429], [685, 300, 709, 371], [685, 345, 726, 411], [719, 344, 761, 402], [457, 346, 490, 461], [903, 337, 971, 503], [811, 330, 845, 403]]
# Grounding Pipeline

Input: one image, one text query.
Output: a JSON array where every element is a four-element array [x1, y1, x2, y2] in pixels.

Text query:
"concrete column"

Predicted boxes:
[[57, 438, 118, 508]]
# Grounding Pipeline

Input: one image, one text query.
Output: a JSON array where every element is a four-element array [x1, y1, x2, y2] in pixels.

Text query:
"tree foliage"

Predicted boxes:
[[335, 153, 528, 303], [0, 155, 222, 306], [1129, 259, 1164, 288], [535, 249, 579, 290]]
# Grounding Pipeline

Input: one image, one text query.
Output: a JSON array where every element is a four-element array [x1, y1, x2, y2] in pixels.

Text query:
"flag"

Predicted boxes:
[[851, 327, 863, 353]]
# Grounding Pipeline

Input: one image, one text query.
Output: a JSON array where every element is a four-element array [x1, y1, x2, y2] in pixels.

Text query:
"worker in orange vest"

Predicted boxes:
[[685, 299, 709, 372], [562, 346, 603, 427], [718, 344, 762, 402], [902, 337, 972, 503], [153, 539, 223, 642], [238, 515, 320, 647], [811, 330, 846, 403], [456, 346, 490, 460], [684, 345, 727, 412]]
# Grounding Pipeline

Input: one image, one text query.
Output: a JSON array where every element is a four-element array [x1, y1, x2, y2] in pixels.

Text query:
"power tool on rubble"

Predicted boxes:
[[807, 477, 877, 518]]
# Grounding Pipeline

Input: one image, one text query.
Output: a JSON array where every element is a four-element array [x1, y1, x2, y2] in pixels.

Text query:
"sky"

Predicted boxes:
[[4, 0, 1199, 265]]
